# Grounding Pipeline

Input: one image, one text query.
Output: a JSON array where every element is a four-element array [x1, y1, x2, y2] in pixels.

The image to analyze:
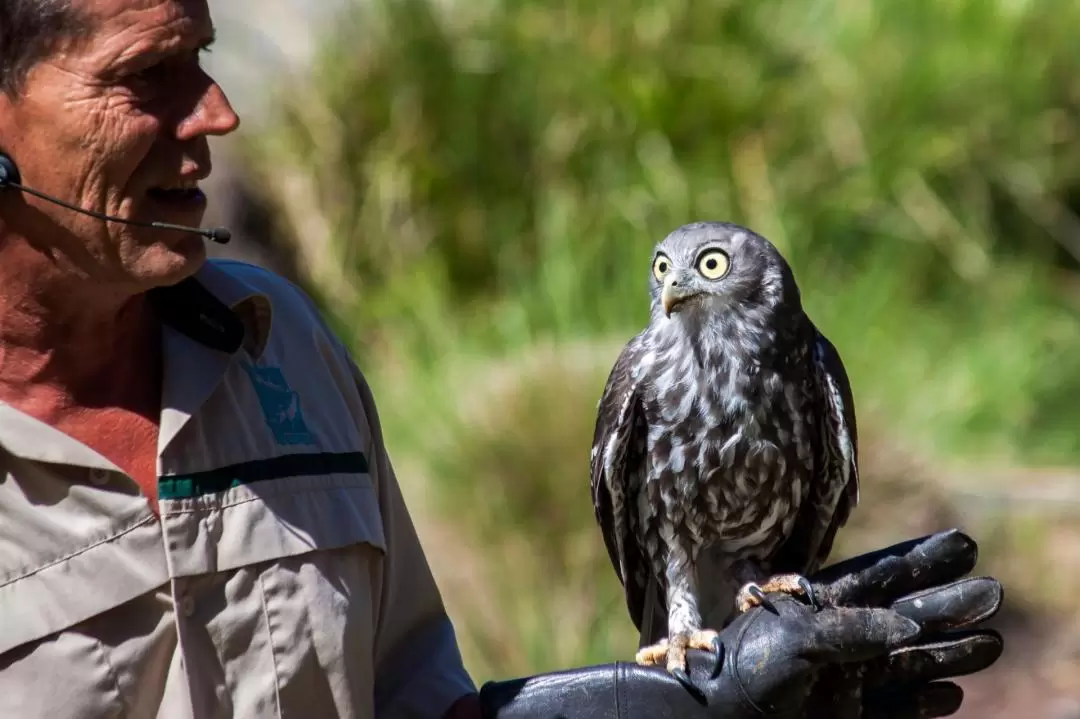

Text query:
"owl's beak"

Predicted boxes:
[[661, 272, 699, 317]]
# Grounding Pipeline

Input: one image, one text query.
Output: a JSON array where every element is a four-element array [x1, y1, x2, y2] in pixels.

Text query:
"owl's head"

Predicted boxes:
[[647, 222, 802, 325]]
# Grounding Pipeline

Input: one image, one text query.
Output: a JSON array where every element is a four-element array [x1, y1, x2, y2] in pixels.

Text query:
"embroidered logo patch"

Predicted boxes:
[[241, 361, 315, 446]]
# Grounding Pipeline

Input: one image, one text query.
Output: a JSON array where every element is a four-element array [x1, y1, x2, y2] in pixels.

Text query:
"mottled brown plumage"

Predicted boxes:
[[589, 222, 859, 679]]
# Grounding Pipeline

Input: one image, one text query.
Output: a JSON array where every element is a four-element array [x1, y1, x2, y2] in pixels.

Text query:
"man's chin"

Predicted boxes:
[[132, 239, 208, 290]]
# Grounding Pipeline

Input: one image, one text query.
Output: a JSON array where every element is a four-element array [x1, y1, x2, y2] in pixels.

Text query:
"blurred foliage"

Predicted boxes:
[[372, 342, 642, 671], [240, 0, 1080, 683]]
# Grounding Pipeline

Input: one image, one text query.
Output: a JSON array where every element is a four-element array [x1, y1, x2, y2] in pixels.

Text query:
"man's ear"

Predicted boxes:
[[0, 89, 15, 130]]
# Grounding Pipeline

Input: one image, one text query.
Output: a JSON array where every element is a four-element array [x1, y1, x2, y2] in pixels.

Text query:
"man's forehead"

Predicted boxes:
[[74, 0, 214, 42]]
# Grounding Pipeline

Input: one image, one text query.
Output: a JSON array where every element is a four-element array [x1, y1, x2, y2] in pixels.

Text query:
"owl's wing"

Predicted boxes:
[[590, 332, 651, 632], [773, 329, 860, 576]]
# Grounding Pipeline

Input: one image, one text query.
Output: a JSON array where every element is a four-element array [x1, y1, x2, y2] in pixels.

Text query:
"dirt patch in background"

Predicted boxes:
[[959, 607, 1080, 718]]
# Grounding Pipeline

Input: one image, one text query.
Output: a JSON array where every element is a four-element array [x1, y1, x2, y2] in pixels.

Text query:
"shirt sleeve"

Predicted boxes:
[[349, 359, 478, 718]]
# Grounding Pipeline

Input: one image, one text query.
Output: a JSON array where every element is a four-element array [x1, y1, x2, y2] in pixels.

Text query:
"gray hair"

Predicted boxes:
[[0, 0, 89, 96]]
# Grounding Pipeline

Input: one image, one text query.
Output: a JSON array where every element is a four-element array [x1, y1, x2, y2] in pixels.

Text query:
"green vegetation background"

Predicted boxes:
[[240, 0, 1080, 683]]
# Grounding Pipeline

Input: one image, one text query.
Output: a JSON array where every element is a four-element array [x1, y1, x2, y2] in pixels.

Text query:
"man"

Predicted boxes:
[[0, 1, 1003, 717]]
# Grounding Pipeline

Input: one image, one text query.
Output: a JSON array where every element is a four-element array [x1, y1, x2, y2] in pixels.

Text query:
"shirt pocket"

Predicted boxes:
[[0, 630, 127, 718], [164, 470, 389, 718], [252, 530, 387, 717], [0, 515, 169, 718]]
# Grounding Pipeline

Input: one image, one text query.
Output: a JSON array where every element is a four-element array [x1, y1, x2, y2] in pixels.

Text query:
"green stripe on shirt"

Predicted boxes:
[[159, 451, 369, 499]]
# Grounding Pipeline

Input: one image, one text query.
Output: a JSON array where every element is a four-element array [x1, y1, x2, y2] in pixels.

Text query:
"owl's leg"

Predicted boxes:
[[636, 543, 722, 687], [732, 560, 818, 614]]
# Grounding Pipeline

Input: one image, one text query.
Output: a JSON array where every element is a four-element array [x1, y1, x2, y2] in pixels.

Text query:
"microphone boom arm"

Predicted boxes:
[[0, 152, 231, 244]]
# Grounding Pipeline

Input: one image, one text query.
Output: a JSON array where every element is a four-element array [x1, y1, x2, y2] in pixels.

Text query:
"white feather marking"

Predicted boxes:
[[823, 367, 856, 501], [669, 446, 686, 474]]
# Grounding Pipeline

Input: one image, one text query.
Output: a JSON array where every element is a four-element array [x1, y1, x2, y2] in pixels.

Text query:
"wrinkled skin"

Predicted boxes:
[[0, 0, 239, 297]]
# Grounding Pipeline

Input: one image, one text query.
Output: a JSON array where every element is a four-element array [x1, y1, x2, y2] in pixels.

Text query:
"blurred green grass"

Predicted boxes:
[[239, 0, 1080, 681]]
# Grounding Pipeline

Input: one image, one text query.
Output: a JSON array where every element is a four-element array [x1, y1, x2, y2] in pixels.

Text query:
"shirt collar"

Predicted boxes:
[[149, 260, 274, 356], [0, 403, 118, 469], [157, 260, 274, 452]]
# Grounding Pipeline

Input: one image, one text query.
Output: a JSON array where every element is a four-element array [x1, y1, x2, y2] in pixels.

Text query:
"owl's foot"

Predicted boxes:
[[636, 629, 722, 695], [735, 573, 818, 614], [635, 637, 670, 667]]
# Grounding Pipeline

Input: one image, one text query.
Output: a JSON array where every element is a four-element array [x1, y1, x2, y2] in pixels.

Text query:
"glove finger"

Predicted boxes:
[[805, 606, 922, 662], [813, 530, 978, 608], [812, 530, 971, 587], [889, 577, 1003, 633], [863, 682, 964, 719], [866, 630, 1004, 689]]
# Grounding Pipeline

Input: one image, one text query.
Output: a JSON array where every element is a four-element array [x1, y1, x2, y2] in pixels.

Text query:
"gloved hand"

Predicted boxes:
[[477, 529, 1003, 718], [795, 528, 1004, 717]]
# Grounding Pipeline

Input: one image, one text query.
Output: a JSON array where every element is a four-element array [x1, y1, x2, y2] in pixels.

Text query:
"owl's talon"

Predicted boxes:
[[737, 573, 819, 614], [797, 576, 819, 611], [711, 636, 724, 676], [670, 668, 706, 703], [741, 583, 777, 613]]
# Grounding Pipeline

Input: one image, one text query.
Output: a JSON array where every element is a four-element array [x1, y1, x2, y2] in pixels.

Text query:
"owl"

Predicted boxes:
[[590, 222, 859, 682]]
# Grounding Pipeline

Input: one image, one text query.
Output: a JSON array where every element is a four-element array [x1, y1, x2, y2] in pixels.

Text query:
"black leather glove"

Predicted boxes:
[[477, 529, 1003, 719], [798, 529, 1004, 717]]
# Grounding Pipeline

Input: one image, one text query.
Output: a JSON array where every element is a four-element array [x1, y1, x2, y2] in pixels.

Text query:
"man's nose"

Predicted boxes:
[[175, 73, 241, 140]]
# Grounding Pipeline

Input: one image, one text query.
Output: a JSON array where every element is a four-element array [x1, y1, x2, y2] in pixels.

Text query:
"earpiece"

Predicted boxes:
[[0, 152, 21, 187]]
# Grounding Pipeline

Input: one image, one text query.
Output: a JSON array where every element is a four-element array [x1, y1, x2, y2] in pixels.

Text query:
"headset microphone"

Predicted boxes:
[[0, 152, 231, 244]]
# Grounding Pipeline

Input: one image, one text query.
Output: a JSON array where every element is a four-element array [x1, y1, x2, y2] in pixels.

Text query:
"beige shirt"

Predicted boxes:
[[0, 260, 475, 718]]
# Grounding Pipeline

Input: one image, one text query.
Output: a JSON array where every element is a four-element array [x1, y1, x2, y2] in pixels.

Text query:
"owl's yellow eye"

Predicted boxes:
[[696, 250, 730, 280], [652, 254, 671, 281]]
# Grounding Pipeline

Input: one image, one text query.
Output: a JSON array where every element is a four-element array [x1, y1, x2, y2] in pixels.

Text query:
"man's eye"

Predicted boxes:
[[128, 63, 162, 83], [122, 48, 209, 91]]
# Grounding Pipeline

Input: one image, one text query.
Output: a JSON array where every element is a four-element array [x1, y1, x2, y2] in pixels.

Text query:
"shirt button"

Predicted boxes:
[[89, 468, 109, 485], [180, 595, 196, 617]]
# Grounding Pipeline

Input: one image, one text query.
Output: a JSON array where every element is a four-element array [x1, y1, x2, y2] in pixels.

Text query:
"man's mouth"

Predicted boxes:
[[147, 179, 205, 205]]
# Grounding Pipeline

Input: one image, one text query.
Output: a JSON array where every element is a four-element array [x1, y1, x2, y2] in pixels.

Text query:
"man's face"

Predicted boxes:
[[0, 0, 240, 291]]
